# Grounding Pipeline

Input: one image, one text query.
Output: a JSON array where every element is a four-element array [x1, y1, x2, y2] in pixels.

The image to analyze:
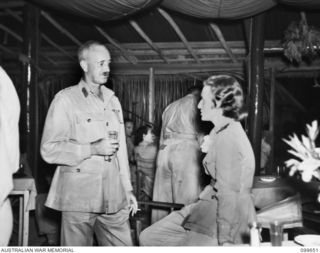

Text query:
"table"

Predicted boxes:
[[241, 240, 299, 246], [252, 176, 296, 209], [9, 177, 37, 246], [252, 176, 303, 234]]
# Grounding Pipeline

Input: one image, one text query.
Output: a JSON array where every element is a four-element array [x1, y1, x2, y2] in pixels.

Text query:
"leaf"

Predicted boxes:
[[282, 18, 320, 63]]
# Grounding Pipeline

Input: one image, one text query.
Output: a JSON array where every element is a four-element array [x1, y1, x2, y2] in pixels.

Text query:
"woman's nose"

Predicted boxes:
[[197, 100, 202, 109]]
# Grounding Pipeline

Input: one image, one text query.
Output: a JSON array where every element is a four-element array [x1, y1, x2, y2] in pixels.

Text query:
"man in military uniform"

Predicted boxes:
[[41, 41, 137, 246]]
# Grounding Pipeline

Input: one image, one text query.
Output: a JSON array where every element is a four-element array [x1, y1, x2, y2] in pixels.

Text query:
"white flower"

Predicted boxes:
[[301, 170, 313, 182], [200, 135, 213, 153], [306, 120, 319, 142], [283, 120, 320, 185]]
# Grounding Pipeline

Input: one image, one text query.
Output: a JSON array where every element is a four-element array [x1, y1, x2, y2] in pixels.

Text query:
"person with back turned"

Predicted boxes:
[[152, 85, 205, 223]]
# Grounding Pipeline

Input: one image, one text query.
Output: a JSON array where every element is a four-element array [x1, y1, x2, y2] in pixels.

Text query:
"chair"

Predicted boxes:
[[130, 200, 184, 245]]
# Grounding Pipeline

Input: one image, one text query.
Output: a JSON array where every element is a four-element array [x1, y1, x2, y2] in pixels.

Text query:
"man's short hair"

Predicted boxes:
[[77, 40, 107, 62]]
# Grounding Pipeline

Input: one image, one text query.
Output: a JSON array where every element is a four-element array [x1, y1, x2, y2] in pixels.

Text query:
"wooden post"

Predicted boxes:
[[148, 67, 155, 124], [267, 67, 276, 175], [22, 3, 40, 181], [247, 13, 266, 175]]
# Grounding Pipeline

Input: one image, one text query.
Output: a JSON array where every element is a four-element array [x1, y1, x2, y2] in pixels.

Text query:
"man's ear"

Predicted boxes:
[[80, 60, 88, 72]]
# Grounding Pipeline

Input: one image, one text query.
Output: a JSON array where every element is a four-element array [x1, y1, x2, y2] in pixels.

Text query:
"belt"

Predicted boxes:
[[163, 132, 197, 140], [211, 179, 252, 194]]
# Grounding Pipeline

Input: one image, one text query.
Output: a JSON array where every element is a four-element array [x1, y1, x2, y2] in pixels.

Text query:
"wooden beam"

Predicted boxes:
[[247, 13, 266, 175], [148, 67, 155, 124], [268, 67, 276, 175], [0, 25, 56, 66], [95, 26, 137, 64], [22, 3, 40, 180], [41, 54, 57, 65], [41, 34, 76, 61], [111, 62, 243, 75], [242, 18, 252, 54], [5, 8, 22, 22], [277, 83, 307, 113], [0, 44, 42, 73], [209, 23, 238, 63], [41, 11, 82, 46], [4, 8, 75, 62], [0, 44, 18, 56], [157, 8, 200, 63], [0, 24, 22, 42], [129, 20, 169, 63]]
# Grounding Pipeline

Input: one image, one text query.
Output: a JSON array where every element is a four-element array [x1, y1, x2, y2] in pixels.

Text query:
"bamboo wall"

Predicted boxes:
[[113, 75, 201, 133]]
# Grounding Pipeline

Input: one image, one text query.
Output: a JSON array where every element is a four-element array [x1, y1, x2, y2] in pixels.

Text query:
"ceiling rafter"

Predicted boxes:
[[4, 8, 22, 22], [42, 54, 58, 65], [0, 44, 49, 72], [129, 20, 169, 63], [95, 26, 137, 65], [209, 23, 238, 63], [0, 23, 57, 66], [41, 11, 82, 46], [157, 8, 200, 64], [0, 24, 22, 42], [4, 8, 76, 62], [41, 34, 76, 61]]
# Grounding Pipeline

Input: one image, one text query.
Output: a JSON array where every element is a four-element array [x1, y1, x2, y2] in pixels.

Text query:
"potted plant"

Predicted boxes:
[[282, 12, 320, 63]]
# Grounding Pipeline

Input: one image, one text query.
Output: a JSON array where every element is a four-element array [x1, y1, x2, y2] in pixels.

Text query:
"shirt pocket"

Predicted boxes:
[[74, 112, 106, 143], [58, 161, 104, 209]]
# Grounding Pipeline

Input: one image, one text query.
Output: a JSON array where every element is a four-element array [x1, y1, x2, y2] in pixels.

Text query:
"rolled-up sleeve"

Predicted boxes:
[[40, 93, 91, 166]]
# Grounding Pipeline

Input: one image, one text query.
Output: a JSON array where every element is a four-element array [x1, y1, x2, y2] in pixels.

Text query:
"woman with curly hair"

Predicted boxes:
[[139, 75, 256, 246]]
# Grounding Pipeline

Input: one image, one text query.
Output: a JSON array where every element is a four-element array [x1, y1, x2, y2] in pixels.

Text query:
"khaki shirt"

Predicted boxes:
[[202, 121, 256, 244], [41, 80, 132, 213], [160, 94, 199, 145]]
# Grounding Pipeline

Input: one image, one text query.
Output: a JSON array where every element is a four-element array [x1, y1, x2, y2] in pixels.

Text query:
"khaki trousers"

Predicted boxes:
[[152, 139, 203, 223], [61, 208, 133, 246], [140, 203, 217, 246]]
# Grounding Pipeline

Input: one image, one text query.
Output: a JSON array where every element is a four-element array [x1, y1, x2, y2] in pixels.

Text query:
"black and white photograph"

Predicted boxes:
[[1, 0, 320, 250]]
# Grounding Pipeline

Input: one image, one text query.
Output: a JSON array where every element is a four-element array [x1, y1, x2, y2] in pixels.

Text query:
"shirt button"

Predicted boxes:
[[76, 168, 80, 172], [106, 122, 108, 126], [87, 118, 91, 122]]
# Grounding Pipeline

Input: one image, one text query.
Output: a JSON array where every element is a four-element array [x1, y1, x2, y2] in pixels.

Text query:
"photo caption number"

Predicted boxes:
[[300, 248, 319, 252]]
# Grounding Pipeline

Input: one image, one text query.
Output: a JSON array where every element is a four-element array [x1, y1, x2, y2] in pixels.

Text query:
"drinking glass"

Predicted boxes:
[[105, 130, 118, 161], [270, 221, 283, 246]]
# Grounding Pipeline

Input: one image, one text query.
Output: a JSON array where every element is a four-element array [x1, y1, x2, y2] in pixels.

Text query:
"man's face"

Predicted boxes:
[[125, 122, 134, 136], [81, 45, 111, 86]]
